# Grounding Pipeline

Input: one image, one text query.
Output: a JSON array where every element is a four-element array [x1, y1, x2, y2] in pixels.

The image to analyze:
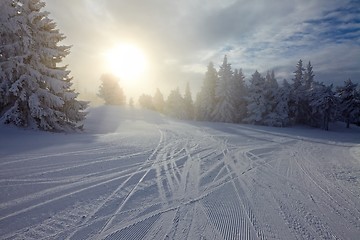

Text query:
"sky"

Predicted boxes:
[[44, 0, 360, 99]]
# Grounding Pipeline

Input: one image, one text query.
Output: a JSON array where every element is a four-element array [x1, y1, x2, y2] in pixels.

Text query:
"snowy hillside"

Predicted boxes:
[[1, 106, 360, 239]]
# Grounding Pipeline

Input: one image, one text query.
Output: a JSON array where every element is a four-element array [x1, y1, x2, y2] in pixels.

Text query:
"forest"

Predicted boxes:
[[1, 0, 359, 132]]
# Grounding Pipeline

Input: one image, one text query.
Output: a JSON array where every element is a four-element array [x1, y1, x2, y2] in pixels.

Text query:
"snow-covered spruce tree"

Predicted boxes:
[[336, 79, 360, 128], [165, 87, 186, 119], [195, 62, 218, 121], [263, 71, 289, 127], [0, 0, 87, 131], [244, 70, 267, 124], [184, 82, 194, 120], [268, 79, 291, 127], [308, 83, 336, 130], [302, 61, 316, 125], [97, 74, 126, 105], [304, 61, 315, 90], [212, 55, 236, 123], [0, 0, 23, 112], [263, 71, 278, 124], [232, 68, 247, 122], [289, 59, 306, 124], [153, 88, 165, 113]]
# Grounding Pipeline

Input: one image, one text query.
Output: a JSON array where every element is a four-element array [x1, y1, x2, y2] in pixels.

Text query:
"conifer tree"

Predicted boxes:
[[184, 82, 194, 120], [245, 71, 267, 124], [293, 59, 305, 89], [165, 87, 186, 119], [0, 0, 87, 131], [195, 62, 217, 121], [289, 59, 308, 124], [153, 88, 165, 113], [263, 71, 285, 126], [264, 71, 278, 114], [309, 83, 336, 130], [0, 0, 22, 112], [304, 61, 315, 90], [336, 79, 360, 128], [272, 79, 291, 127], [232, 69, 247, 122], [98, 74, 126, 105], [212, 55, 236, 122]]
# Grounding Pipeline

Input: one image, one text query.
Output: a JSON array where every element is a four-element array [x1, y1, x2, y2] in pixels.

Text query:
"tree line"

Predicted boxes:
[[129, 56, 359, 130]]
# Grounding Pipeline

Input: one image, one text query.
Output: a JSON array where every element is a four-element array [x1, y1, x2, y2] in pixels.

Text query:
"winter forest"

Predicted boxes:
[[2, 1, 360, 239], [1, 1, 359, 132], [135, 56, 360, 131]]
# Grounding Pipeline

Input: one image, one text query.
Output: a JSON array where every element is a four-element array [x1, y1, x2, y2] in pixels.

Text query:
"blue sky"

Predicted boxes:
[[45, 0, 360, 96]]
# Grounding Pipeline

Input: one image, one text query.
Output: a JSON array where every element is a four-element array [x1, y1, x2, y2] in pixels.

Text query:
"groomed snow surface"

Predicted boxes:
[[1, 106, 360, 240]]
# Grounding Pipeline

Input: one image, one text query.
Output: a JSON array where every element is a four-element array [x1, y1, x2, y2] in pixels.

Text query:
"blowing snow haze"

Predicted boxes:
[[44, 0, 360, 97]]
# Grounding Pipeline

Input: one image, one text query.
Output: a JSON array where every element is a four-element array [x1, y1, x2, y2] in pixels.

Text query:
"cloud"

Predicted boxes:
[[45, 0, 360, 97]]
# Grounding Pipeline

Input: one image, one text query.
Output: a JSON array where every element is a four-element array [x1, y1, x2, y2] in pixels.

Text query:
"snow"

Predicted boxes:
[[1, 106, 360, 239]]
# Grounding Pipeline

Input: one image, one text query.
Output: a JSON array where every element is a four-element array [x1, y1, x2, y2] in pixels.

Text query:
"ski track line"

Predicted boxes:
[[43, 128, 166, 239], [0, 156, 145, 182], [272, 176, 339, 240], [162, 152, 176, 195], [193, 140, 257, 240], [153, 141, 185, 204], [179, 204, 196, 240], [271, 192, 319, 239], [89, 158, 250, 239], [293, 155, 360, 231], [215, 137, 285, 239], [167, 148, 182, 187], [0, 171, 134, 222], [99, 210, 161, 240], [97, 129, 166, 234], [64, 169, 154, 239], [3, 199, 103, 240], [298, 143, 360, 215], [103, 136, 204, 240], [98, 206, 180, 240], [231, 173, 266, 239], [294, 152, 360, 216], [197, 201, 225, 240], [39, 201, 165, 240], [202, 181, 248, 240], [264, 144, 345, 239], [2, 149, 151, 179], [0, 162, 146, 211], [0, 146, 115, 166], [1, 138, 199, 213], [232, 125, 357, 147], [222, 147, 259, 240], [0, 129, 165, 227], [163, 207, 181, 239]]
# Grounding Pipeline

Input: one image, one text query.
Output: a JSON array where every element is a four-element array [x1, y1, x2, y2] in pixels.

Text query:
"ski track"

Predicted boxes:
[[1, 118, 360, 239]]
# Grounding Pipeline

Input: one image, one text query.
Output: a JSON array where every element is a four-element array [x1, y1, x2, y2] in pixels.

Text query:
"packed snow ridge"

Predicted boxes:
[[1, 106, 360, 240]]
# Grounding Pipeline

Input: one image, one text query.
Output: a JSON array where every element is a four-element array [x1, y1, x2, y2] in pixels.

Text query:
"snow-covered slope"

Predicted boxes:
[[1, 106, 360, 239]]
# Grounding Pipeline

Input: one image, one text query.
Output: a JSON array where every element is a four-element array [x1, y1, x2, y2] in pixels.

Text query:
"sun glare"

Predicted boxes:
[[105, 43, 148, 81]]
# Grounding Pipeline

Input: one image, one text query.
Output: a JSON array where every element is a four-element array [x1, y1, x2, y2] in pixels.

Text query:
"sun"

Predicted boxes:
[[105, 43, 148, 81]]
